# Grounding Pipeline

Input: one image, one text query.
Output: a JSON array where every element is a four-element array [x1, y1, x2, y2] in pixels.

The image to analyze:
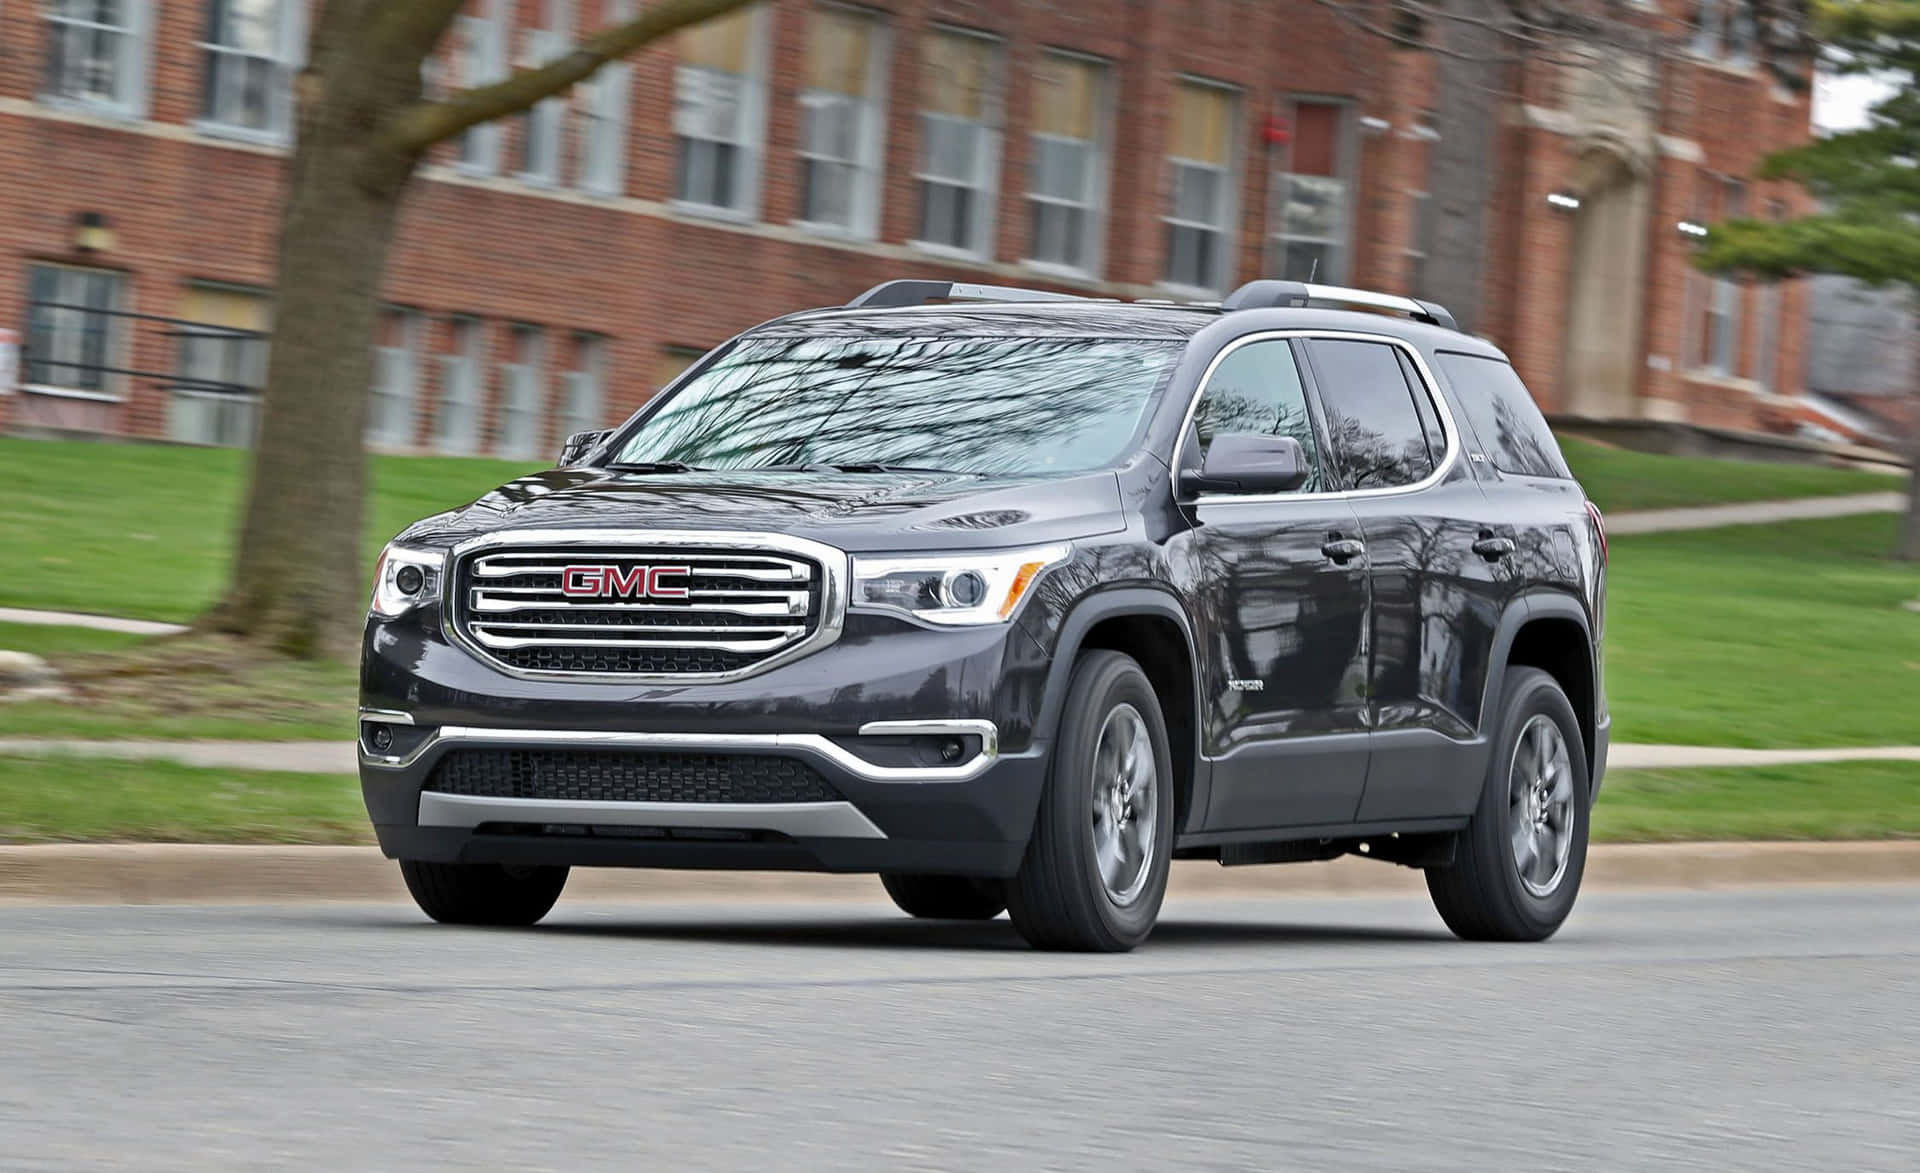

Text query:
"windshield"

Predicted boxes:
[[606, 335, 1182, 475]]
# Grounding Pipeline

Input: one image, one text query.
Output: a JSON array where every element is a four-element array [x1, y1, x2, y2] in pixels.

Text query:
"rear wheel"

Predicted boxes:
[[1006, 651, 1174, 952], [879, 874, 1007, 920], [398, 860, 568, 926], [1426, 667, 1589, 941]]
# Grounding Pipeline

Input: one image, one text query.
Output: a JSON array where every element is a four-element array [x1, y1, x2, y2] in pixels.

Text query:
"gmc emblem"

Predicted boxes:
[[561, 564, 690, 599]]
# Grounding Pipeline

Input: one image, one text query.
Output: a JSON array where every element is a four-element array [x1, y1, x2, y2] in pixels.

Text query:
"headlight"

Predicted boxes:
[[851, 544, 1070, 626], [369, 543, 445, 619]]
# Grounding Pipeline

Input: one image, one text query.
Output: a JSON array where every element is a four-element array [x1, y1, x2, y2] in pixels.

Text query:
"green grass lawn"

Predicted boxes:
[[1593, 760, 1920, 842], [0, 754, 368, 844], [0, 621, 150, 659], [0, 438, 535, 624], [0, 751, 1909, 845], [1605, 513, 1920, 748], [1558, 436, 1899, 513]]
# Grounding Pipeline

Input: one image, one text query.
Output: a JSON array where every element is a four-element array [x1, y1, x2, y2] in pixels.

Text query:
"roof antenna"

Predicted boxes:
[[1308, 257, 1319, 282]]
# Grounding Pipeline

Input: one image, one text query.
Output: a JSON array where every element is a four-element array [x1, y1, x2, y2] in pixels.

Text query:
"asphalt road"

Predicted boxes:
[[3, 885, 1916, 1170]]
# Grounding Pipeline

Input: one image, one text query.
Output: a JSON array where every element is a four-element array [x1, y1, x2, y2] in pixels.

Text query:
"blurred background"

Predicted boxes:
[[0, 0, 1912, 846]]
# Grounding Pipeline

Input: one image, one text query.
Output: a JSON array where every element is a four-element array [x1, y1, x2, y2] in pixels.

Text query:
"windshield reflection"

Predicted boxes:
[[609, 336, 1181, 476]]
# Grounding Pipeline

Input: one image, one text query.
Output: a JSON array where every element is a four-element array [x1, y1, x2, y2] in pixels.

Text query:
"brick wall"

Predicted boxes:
[[0, 0, 1815, 448]]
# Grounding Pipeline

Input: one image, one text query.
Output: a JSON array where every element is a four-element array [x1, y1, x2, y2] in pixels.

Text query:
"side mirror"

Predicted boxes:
[[557, 429, 609, 467], [1178, 433, 1310, 496]]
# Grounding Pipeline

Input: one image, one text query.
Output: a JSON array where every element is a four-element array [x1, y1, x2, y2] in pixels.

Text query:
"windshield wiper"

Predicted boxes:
[[604, 460, 705, 474], [766, 462, 963, 475]]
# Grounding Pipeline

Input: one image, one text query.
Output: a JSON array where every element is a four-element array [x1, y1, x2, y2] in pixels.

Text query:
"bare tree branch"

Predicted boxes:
[[381, 0, 758, 155]]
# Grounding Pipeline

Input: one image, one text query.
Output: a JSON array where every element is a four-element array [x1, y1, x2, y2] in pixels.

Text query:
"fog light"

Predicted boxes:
[[939, 738, 964, 762], [368, 724, 394, 753], [394, 564, 426, 596]]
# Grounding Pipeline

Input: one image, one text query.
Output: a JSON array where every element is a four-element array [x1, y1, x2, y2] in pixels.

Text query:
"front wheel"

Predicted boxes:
[[1426, 667, 1590, 941], [398, 860, 568, 926], [879, 874, 1007, 920], [1006, 650, 1174, 952]]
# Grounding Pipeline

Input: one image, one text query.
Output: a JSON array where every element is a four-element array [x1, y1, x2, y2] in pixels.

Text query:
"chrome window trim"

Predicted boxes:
[[1170, 328, 1463, 507], [417, 792, 887, 839], [359, 721, 1001, 783], [442, 528, 848, 684]]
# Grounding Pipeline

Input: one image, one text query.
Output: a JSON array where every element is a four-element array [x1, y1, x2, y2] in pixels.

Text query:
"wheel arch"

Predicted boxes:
[[1034, 588, 1205, 833], [1485, 592, 1598, 784]]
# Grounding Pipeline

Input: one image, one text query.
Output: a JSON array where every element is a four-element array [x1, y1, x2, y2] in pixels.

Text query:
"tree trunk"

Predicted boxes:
[[203, 11, 422, 659], [1425, 2, 1508, 335]]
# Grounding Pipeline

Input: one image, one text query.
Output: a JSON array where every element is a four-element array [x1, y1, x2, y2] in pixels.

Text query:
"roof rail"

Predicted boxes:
[[1222, 280, 1459, 332], [847, 279, 1092, 309]]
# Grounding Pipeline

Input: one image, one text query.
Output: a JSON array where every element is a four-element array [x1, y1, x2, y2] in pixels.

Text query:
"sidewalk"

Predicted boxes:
[[1604, 491, 1904, 535], [0, 606, 188, 636], [3, 738, 1919, 774]]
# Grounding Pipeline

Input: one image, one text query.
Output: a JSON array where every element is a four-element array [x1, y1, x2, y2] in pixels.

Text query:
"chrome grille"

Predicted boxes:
[[451, 540, 835, 679]]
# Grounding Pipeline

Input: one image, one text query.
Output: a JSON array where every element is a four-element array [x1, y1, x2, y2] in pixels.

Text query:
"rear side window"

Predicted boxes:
[[1305, 338, 1437, 490], [1434, 352, 1571, 479]]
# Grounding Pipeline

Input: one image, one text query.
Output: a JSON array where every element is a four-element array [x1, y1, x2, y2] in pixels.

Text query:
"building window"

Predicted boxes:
[[512, 1, 575, 184], [368, 308, 422, 449], [913, 26, 1001, 256], [199, 0, 302, 141], [560, 332, 607, 439], [452, 0, 509, 174], [797, 4, 888, 237], [1025, 51, 1109, 276], [434, 316, 486, 455], [1752, 199, 1787, 393], [43, 0, 153, 116], [1406, 189, 1434, 296], [673, 4, 768, 215], [1269, 100, 1352, 283], [1698, 178, 1746, 376], [1692, 0, 1756, 65], [23, 263, 126, 398], [1163, 77, 1239, 292], [575, 0, 634, 196], [169, 284, 270, 448], [497, 324, 547, 459], [657, 346, 705, 394]]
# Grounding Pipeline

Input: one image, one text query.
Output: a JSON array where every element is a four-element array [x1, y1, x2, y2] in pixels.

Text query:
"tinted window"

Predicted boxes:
[[1306, 339, 1437, 490], [609, 336, 1180, 476], [1190, 339, 1322, 492], [1434, 352, 1571, 479]]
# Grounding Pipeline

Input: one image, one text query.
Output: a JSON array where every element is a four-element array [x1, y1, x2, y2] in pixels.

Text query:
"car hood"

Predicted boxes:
[[395, 467, 1127, 553]]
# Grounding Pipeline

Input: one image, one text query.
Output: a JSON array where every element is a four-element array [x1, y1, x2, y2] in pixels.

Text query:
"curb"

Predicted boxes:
[[2, 841, 1916, 905]]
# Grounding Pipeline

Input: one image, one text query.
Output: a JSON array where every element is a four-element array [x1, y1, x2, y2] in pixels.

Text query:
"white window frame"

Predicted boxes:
[[910, 25, 1004, 261], [513, 0, 575, 186], [197, 0, 306, 145], [560, 332, 607, 439], [794, 3, 890, 241], [22, 262, 129, 402], [575, 0, 635, 196], [42, 0, 155, 118], [368, 307, 424, 450], [672, 4, 772, 220], [434, 315, 486, 455], [1704, 274, 1743, 376], [496, 324, 547, 460], [168, 282, 270, 449], [1021, 48, 1112, 280], [1267, 97, 1356, 285], [1691, 0, 1756, 66], [453, 0, 510, 175], [1159, 75, 1241, 298]]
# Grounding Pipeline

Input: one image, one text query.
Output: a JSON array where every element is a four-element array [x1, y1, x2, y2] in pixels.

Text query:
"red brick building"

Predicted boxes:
[[0, 0, 1814, 454]]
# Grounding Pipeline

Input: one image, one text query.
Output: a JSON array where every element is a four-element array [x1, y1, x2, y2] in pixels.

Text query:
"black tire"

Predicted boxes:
[[398, 860, 569, 927], [1006, 650, 1175, 952], [1427, 667, 1590, 942], [879, 874, 1008, 920]]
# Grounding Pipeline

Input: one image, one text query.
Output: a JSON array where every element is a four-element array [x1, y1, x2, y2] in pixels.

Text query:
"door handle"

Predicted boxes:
[[1321, 538, 1366, 564], [1473, 536, 1516, 561]]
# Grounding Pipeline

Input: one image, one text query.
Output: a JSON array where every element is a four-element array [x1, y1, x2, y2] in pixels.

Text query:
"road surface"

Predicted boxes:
[[3, 885, 1916, 1170]]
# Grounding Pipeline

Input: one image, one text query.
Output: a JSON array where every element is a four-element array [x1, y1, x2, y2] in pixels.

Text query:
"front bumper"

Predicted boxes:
[[359, 607, 1056, 876]]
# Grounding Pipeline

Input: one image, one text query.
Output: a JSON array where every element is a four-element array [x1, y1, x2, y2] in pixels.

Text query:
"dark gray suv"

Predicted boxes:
[[360, 278, 1609, 951]]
